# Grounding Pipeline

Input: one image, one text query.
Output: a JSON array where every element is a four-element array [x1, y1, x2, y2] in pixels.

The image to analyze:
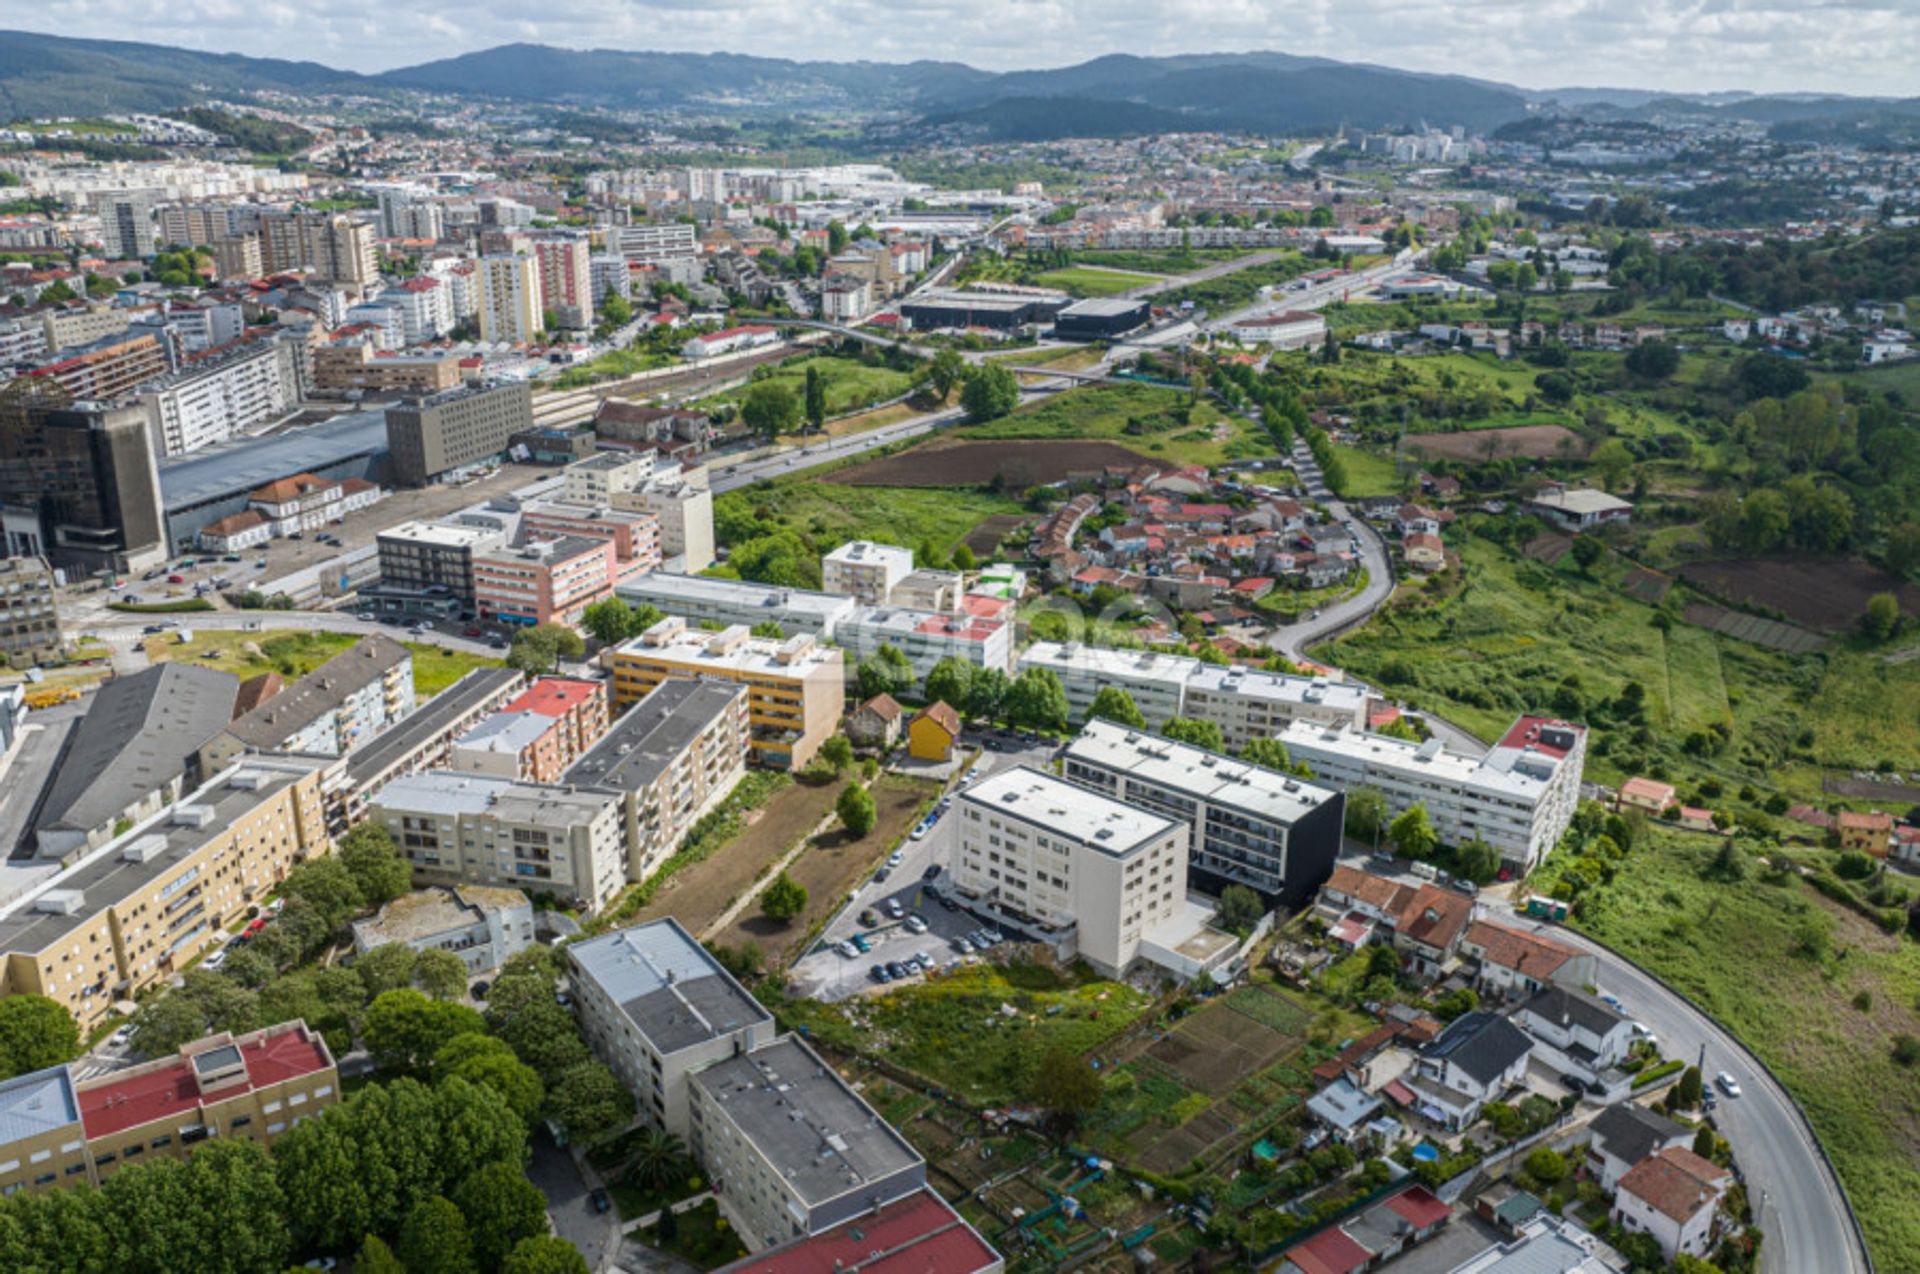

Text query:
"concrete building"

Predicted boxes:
[[563, 678, 749, 883], [615, 572, 855, 640], [0, 555, 63, 665], [607, 472, 713, 572], [1528, 488, 1633, 534], [822, 540, 913, 605], [518, 501, 663, 587], [0, 1020, 337, 1197], [1279, 715, 1587, 873], [451, 676, 610, 782], [531, 234, 594, 328], [335, 666, 525, 824], [1612, 1147, 1729, 1260], [0, 391, 166, 573], [608, 222, 699, 265], [567, 918, 777, 1136], [1586, 1103, 1691, 1192], [1062, 719, 1345, 909], [0, 757, 330, 1030], [834, 606, 1014, 687], [690, 1034, 926, 1251], [953, 766, 1188, 977], [899, 289, 1067, 332], [476, 254, 542, 344], [385, 382, 537, 486], [714, 1188, 1001, 1274], [311, 343, 461, 396], [350, 885, 534, 974], [29, 331, 171, 405], [210, 234, 263, 281], [370, 772, 628, 909], [370, 519, 506, 615], [135, 338, 298, 458], [1053, 297, 1150, 339], [198, 635, 413, 772], [606, 620, 845, 770], [891, 568, 964, 613], [384, 277, 456, 344], [473, 533, 619, 628], [89, 190, 157, 260]]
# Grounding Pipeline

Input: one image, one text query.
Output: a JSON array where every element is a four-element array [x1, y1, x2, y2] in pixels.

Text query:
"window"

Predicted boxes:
[[150, 1135, 172, 1149], [267, 1121, 286, 1134]]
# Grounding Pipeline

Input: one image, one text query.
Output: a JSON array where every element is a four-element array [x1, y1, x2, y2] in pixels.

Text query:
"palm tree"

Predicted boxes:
[[623, 1127, 691, 1194]]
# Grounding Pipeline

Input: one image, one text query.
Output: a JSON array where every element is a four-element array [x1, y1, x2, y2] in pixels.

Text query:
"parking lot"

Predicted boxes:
[[787, 730, 1056, 1002]]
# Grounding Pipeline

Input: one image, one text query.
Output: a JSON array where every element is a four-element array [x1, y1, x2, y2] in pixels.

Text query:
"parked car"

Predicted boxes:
[[836, 940, 858, 959], [204, 949, 228, 970], [859, 908, 880, 927], [1599, 992, 1625, 1011], [111, 1025, 135, 1047], [1715, 1071, 1742, 1098], [885, 899, 904, 919], [886, 850, 904, 868], [590, 1188, 612, 1214], [471, 981, 491, 1000], [1559, 1072, 1589, 1095], [851, 933, 871, 953], [938, 894, 959, 911], [955, 937, 973, 954], [886, 961, 907, 980], [870, 965, 891, 984], [903, 914, 928, 935], [166, 574, 185, 584], [923, 864, 943, 881], [872, 867, 890, 884]]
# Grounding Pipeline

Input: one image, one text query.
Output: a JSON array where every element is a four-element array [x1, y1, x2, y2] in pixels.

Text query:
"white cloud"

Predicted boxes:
[[22, 0, 1920, 95]]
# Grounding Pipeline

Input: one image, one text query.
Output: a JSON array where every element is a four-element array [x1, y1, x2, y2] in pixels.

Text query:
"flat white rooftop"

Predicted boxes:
[[1066, 719, 1341, 825], [1278, 721, 1550, 802], [961, 764, 1176, 858]]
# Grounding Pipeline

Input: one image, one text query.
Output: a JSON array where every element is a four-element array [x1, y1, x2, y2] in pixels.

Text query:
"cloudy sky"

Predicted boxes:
[[21, 0, 1920, 96]]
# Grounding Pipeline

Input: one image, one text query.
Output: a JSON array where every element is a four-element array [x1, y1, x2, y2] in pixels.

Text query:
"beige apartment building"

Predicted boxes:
[[606, 619, 845, 770], [312, 342, 462, 396], [0, 757, 330, 1031]]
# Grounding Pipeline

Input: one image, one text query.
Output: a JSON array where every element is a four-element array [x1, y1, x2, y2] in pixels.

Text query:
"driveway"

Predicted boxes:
[[527, 1131, 619, 1272]]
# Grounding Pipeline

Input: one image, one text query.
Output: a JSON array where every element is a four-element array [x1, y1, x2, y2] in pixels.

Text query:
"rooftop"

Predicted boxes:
[[823, 540, 913, 570], [691, 1034, 922, 1208], [1279, 720, 1554, 803], [618, 572, 855, 630], [1420, 1011, 1534, 1087], [79, 1020, 332, 1140], [0, 1065, 81, 1152], [351, 885, 528, 951], [618, 623, 840, 678], [568, 918, 772, 1055], [453, 710, 554, 756], [505, 676, 603, 720], [1531, 488, 1633, 515], [1058, 296, 1149, 318], [220, 634, 410, 749], [563, 678, 744, 793], [1065, 719, 1342, 826], [370, 770, 618, 825], [961, 765, 1177, 859], [377, 519, 505, 550], [159, 408, 388, 513], [1588, 1102, 1689, 1168], [1617, 1146, 1728, 1224], [713, 1186, 999, 1274], [343, 667, 524, 790]]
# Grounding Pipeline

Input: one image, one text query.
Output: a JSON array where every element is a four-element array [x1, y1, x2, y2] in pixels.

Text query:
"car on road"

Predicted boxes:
[[1715, 1071, 1742, 1098], [167, 574, 185, 584], [872, 867, 889, 884], [886, 961, 907, 980], [886, 850, 903, 868], [859, 907, 880, 927], [590, 1188, 612, 1214], [142, 623, 167, 635], [836, 940, 858, 959], [204, 949, 228, 970], [1600, 992, 1625, 1011], [486, 637, 508, 649], [463, 626, 483, 637], [243, 918, 267, 937], [938, 894, 959, 911]]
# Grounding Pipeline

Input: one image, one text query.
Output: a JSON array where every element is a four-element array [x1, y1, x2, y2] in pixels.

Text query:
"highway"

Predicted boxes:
[[1481, 898, 1868, 1274]]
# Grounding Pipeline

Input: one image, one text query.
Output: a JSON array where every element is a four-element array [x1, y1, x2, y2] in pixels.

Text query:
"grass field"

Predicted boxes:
[[1329, 444, 1405, 497], [1553, 829, 1920, 1271], [1070, 248, 1243, 273], [964, 382, 1268, 466], [699, 354, 917, 418], [1031, 267, 1161, 297], [715, 481, 1026, 557], [551, 346, 677, 389], [1321, 532, 1920, 806], [1160, 254, 1312, 312], [145, 629, 503, 699]]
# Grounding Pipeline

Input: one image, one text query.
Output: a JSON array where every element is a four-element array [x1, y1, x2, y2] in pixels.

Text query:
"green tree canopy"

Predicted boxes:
[[1161, 716, 1226, 752], [1087, 686, 1146, 730], [544, 1060, 634, 1146], [1215, 885, 1265, 934], [414, 948, 471, 1002], [504, 1236, 592, 1274], [1005, 667, 1070, 731], [364, 989, 486, 1073], [399, 1196, 475, 1274], [741, 381, 800, 440], [0, 994, 79, 1079], [1388, 805, 1440, 858], [759, 872, 809, 922], [334, 823, 411, 908], [960, 362, 1020, 423], [455, 1160, 551, 1271], [923, 657, 976, 714], [837, 784, 878, 838]]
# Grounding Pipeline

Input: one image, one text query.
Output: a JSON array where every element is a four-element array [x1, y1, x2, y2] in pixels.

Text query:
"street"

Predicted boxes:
[[527, 1131, 620, 1271]]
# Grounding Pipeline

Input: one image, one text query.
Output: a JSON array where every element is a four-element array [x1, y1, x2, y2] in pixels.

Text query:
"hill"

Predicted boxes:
[[0, 30, 370, 117]]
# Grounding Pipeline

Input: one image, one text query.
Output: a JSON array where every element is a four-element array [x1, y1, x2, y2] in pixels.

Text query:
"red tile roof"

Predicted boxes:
[[80, 1025, 331, 1139], [1618, 1147, 1729, 1224], [1384, 1185, 1451, 1230], [1497, 716, 1582, 759], [1464, 920, 1579, 979], [715, 1188, 998, 1274], [913, 701, 962, 739], [1284, 1224, 1372, 1274], [507, 676, 603, 719], [1397, 884, 1473, 952]]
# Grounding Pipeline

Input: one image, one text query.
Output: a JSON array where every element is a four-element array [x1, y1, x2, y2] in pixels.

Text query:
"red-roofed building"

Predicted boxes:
[[715, 1187, 1001, 1274], [504, 675, 611, 760], [1614, 1146, 1731, 1259], [1282, 1225, 1373, 1274]]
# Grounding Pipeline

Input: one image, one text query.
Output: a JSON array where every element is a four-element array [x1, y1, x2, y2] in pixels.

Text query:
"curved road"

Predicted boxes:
[[1482, 898, 1867, 1274]]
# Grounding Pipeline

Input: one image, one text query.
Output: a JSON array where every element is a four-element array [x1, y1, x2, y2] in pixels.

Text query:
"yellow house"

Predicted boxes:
[[907, 701, 962, 763]]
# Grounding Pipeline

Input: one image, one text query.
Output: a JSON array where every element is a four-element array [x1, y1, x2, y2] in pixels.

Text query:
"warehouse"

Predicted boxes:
[[157, 409, 389, 550], [1053, 297, 1151, 339], [899, 289, 1067, 332]]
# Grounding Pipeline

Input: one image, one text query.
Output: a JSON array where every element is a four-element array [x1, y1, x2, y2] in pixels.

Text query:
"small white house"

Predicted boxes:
[[1586, 1102, 1692, 1191], [1613, 1147, 1730, 1259]]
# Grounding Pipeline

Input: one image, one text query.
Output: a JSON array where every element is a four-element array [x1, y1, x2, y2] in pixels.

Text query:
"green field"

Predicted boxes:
[[1159, 254, 1311, 312], [1031, 267, 1161, 297], [549, 346, 677, 389], [1547, 829, 1920, 1270], [1321, 533, 1920, 806], [1329, 444, 1404, 497], [715, 481, 1024, 559], [965, 382, 1269, 466], [1070, 248, 1242, 273], [146, 629, 503, 700], [700, 354, 917, 419]]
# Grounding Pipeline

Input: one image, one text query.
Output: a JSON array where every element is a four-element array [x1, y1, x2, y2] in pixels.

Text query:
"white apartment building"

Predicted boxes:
[[1277, 715, 1588, 872], [615, 472, 715, 573], [822, 540, 914, 605], [136, 338, 297, 458], [370, 772, 629, 909], [89, 189, 157, 259], [891, 568, 964, 613], [567, 918, 777, 1137], [350, 884, 534, 974], [1061, 719, 1346, 909], [1018, 641, 1369, 744], [609, 222, 699, 264], [616, 572, 855, 639], [386, 277, 455, 344], [476, 253, 542, 344], [589, 253, 632, 305], [833, 606, 1014, 686], [344, 302, 404, 349], [954, 766, 1188, 977]]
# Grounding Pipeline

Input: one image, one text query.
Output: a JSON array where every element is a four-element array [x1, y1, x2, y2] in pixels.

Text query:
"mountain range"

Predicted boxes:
[[1, 31, 1914, 142]]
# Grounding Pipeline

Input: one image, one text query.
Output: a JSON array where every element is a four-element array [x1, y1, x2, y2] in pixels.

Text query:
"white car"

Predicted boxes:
[[903, 915, 928, 935], [1715, 1071, 1742, 1098], [111, 1026, 135, 1047], [204, 949, 228, 970], [886, 850, 904, 867]]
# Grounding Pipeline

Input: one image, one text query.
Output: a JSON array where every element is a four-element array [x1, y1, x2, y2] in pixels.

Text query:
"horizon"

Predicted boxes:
[[6, 16, 1916, 100]]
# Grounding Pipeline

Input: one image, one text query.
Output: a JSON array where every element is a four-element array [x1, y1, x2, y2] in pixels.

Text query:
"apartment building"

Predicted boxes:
[[135, 338, 298, 458], [567, 919, 776, 1137], [312, 342, 461, 396], [833, 605, 1014, 687], [614, 572, 854, 639], [0, 756, 330, 1030], [476, 253, 542, 344], [370, 772, 627, 909], [370, 520, 506, 615], [606, 619, 845, 770], [473, 533, 618, 628], [563, 678, 749, 881], [351, 885, 533, 974], [198, 635, 414, 773], [953, 766, 1188, 977], [0, 394, 167, 574], [157, 202, 241, 248], [1018, 641, 1369, 744], [892, 568, 965, 613], [450, 711, 581, 784], [384, 382, 537, 486], [519, 501, 663, 586], [0, 1020, 337, 1196], [39, 304, 131, 352], [1062, 719, 1345, 909], [483, 675, 610, 772], [210, 233, 263, 281], [0, 555, 63, 665], [384, 276, 456, 343], [334, 666, 525, 825], [822, 540, 913, 605], [1278, 715, 1588, 873], [29, 331, 171, 403], [531, 235, 594, 328], [608, 222, 699, 264], [690, 1034, 927, 1251], [89, 190, 157, 260], [259, 212, 377, 291]]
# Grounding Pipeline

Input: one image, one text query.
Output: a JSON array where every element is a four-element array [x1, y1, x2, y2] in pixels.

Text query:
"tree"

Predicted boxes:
[[0, 994, 78, 1079], [855, 644, 915, 699], [1523, 1146, 1567, 1186], [1005, 667, 1070, 731], [820, 735, 855, 772], [357, 1234, 408, 1274], [1886, 521, 1920, 580], [928, 348, 965, 401], [1345, 787, 1389, 842], [436, 1034, 544, 1124], [960, 363, 1020, 423], [623, 1127, 691, 1193], [804, 363, 827, 430], [966, 667, 1010, 722], [1692, 1125, 1717, 1159], [1216, 885, 1265, 934], [545, 1059, 634, 1146], [455, 1160, 551, 1271], [1676, 1065, 1704, 1108], [1029, 1046, 1102, 1126], [398, 1196, 475, 1274], [1388, 805, 1439, 858], [1862, 592, 1902, 641], [759, 872, 809, 922], [489, 995, 589, 1081], [365, 989, 486, 1073], [504, 1236, 592, 1274], [1569, 535, 1605, 573], [741, 380, 801, 440], [1238, 737, 1292, 771], [1434, 986, 1478, 1021], [1162, 717, 1226, 752], [335, 823, 411, 908], [1455, 839, 1501, 884], [923, 657, 975, 714], [1088, 686, 1147, 730], [1624, 339, 1679, 379], [357, 942, 421, 999], [827, 220, 848, 255], [837, 784, 878, 838], [415, 948, 471, 1002], [1589, 440, 1633, 492], [280, 856, 364, 933], [582, 597, 642, 645], [599, 293, 632, 328]]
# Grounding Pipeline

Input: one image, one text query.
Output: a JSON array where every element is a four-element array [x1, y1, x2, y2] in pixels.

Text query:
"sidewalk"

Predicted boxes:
[[620, 1190, 716, 1235]]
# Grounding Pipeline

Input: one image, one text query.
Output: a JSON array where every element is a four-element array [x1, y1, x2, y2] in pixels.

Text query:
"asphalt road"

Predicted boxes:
[[1267, 439, 1394, 663], [527, 1131, 619, 1271], [1481, 897, 1867, 1274]]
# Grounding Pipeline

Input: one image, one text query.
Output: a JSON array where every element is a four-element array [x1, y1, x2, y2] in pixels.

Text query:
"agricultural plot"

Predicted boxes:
[[830, 439, 1161, 489], [962, 513, 1034, 557], [1679, 557, 1920, 632], [1682, 602, 1826, 653], [1031, 267, 1162, 297], [1399, 423, 1585, 462]]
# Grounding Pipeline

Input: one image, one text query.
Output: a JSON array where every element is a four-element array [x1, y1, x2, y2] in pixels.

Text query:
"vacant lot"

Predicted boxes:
[[830, 438, 1161, 489], [716, 482, 1026, 558], [698, 354, 917, 420], [145, 629, 502, 698], [1682, 602, 1826, 653], [957, 382, 1263, 466], [1399, 423, 1585, 463], [1031, 267, 1161, 297], [962, 513, 1033, 557], [1679, 557, 1920, 632]]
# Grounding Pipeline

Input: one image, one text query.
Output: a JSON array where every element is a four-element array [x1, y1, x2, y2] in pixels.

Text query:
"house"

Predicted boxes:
[[1893, 823, 1920, 866], [1306, 1077, 1386, 1144], [1460, 920, 1594, 1000], [1837, 809, 1894, 854], [1394, 504, 1442, 536], [1616, 776, 1676, 815], [1529, 488, 1633, 534], [1677, 806, 1718, 833], [1515, 986, 1633, 1088], [1273, 1185, 1451, 1274], [1585, 1103, 1691, 1191], [1392, 883, 1476, 977], [1318, 864, 1417, 926], [1613, 1147, 1731, 1259], [1402, 532, 1446, 572], [1406, 1010, 1532, 1130], [846, 694, 905, 750], [906, 701, 961, 763]]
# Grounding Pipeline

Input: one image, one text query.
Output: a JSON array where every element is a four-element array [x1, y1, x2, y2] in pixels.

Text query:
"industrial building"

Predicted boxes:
[[1053, 297, 1151, 339], [899, 288, 1068, 332]]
